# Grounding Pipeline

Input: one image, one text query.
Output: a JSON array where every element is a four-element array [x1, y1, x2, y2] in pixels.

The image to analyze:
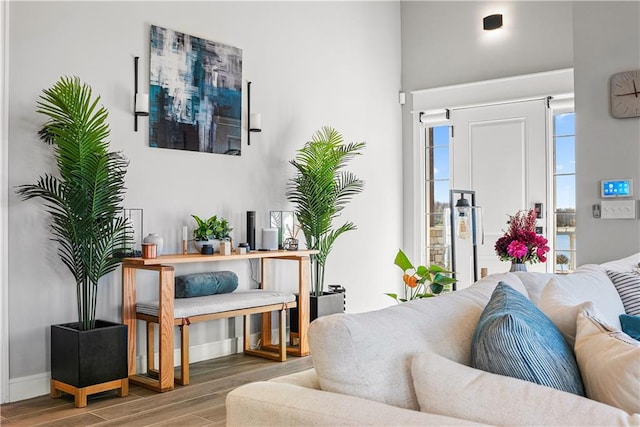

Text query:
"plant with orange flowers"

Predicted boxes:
[[386, 249, 456, 303]]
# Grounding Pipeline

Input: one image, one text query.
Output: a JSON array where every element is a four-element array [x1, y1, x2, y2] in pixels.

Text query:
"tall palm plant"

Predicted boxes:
[[17, 76, 130, 330], [286, 127, 365, 296]]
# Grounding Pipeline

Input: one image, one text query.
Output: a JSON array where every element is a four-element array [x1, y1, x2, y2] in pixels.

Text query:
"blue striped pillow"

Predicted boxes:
[[471, 282, 584, 396]]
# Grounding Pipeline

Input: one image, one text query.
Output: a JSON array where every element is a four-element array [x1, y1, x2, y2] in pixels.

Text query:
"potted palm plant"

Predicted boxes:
[[286, 126, 365, 328], [17, 77, 130, 406]]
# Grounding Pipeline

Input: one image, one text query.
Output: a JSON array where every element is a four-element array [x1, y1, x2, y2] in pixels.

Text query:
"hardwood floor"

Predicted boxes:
[[1, 354, 313, 426]]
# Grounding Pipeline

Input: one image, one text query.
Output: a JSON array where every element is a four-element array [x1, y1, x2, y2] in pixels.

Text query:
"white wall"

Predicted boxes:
[[573, 1, 640, 263], [400, 0, 640, 271], [6, 1, 402, 400], [401, 1, 574, 91], [400, 1, 574, 261]]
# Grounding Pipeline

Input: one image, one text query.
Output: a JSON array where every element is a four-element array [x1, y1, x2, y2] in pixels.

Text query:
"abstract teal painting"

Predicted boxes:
[[149, 25, 243, 155]]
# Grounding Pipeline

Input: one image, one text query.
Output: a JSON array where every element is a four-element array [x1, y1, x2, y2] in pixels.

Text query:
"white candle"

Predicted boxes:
[[182, 225, 188, 241], [135, 93, 149, 114], [250, 113, 262, 131]]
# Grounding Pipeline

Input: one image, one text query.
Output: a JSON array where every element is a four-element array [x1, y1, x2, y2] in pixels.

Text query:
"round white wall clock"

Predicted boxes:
[[610, 69, 640, 118]]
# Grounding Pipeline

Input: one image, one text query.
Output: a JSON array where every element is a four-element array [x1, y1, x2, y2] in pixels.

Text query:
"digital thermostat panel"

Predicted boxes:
[[601, 179, 633, 198]]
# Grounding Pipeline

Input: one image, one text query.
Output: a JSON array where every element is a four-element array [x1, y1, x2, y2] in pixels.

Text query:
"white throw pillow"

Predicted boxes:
[[538, 279, 595, 348], [538, 265, 625, 330], [512, 271, 554, 304], [411, 351, 640, 426], [575, 306, 640, 415]]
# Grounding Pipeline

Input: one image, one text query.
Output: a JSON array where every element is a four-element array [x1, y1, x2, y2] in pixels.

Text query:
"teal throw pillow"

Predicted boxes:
[[471, 282, 585, 396], [175, 271, 238, 298], [620, 314, 640, 341]]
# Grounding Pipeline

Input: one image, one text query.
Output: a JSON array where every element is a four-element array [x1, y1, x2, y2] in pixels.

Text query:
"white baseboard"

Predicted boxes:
[[8, 372, 50, 403], [135, 336, 246, 372], [7, 333, 266, 403]]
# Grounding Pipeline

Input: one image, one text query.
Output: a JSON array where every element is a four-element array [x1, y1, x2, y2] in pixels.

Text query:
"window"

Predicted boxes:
[[553, 112, 576, 273], [425, 125, 451, 268]]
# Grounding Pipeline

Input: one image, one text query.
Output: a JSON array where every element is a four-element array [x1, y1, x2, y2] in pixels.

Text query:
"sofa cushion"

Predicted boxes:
[[411, 351, 640, 426], [512, 271, 553, 304], [620, 314, 640, 340], [471, 282, 584, 396], [226, 380, 487, 426], [308, 272, 527, 411], [575, 306, 640, 414], [538, 278, 592, 348], [606, 270, 640, 315], [269, 369, 321, 390], [600, 252, 640, 273], [539, 265, 625, 330]]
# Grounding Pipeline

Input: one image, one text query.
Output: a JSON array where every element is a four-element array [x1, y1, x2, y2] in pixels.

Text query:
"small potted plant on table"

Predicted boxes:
[[191, 214, 233, 253]]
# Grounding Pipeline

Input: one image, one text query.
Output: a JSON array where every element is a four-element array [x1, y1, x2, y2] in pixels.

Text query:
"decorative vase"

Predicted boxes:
[[143, 233, 164, 256], [509, 262, 527, 272], [284, 238, 299, 251]]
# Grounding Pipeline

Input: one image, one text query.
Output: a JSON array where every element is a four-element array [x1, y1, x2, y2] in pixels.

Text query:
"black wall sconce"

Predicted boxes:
[[247, 81, 262, 145], [134, 56, 149, 132], [483, 14, 503, 31]]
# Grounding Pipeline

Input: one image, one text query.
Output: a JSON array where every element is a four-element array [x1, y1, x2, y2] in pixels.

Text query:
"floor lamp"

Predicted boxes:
[[449, 189, 483, 290]]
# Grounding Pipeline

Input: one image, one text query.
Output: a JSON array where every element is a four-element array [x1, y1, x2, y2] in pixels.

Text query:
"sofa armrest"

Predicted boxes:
[[226, 381, 487, 426], [268, 367, 321, 389]]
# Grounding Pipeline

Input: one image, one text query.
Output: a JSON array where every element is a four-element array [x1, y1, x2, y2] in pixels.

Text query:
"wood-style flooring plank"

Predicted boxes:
[[0, 353, 313, 427], [32, 412, 107, 427], [147, 414, 213, 427], [93, 393, 226, 426], [192, 402, 226, 422], [0, 392, 143, 426], [0, 393, 71, 418], [91, 376, 247, 421]]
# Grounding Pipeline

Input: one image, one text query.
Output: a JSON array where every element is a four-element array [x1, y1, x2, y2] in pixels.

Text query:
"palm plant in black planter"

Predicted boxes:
[[17, 76, 130, 405], [286, 127, 365, 326]]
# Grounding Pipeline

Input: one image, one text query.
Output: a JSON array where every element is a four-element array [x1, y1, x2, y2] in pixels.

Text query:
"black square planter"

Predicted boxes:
[[290, 291, 345, 333], [51, 320, 128, 388]]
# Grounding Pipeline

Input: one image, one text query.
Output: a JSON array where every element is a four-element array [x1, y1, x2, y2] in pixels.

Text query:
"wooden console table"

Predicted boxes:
[[121, 249, 316, 392]]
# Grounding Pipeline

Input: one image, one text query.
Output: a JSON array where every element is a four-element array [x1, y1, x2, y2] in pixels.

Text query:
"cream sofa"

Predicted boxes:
[[226, 254, 640, 426]]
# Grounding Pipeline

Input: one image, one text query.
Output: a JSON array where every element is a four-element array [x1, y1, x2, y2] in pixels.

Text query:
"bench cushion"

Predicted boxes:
[[137, 290, 296, 318], [175, 271, 238, 298]]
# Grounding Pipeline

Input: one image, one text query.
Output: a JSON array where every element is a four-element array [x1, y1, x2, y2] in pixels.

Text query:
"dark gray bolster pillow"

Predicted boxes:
[[175, 271, 238, 298]]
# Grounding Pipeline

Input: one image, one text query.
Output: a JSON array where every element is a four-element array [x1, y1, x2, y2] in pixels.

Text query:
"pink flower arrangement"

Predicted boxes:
[[494, 209, 550, 264]]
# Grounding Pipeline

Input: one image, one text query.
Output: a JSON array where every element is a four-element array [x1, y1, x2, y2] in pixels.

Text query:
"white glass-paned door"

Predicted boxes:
[[450, 99, 550, 288]]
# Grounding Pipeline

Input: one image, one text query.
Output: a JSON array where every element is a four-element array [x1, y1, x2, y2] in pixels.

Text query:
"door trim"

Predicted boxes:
[[407, 69, 573, 267], [1, 0, 9, 403], [411, 68, 573, 112]]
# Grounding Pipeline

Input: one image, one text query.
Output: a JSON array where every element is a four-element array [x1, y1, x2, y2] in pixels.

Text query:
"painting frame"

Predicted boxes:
[[149, 25, 243, 155]]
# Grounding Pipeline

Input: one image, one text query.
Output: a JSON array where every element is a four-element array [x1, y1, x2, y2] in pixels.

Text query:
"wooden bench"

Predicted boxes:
[[136, 290, 296, 386]]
